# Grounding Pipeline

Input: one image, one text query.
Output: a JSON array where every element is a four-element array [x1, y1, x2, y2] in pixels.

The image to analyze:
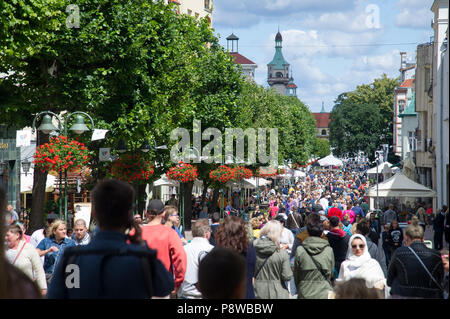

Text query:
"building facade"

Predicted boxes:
[[227, 34, 257, 82], [393, 78, 414, 157], [431, 0, 448, 208], [414, 42, 434, 190], [399, 91, 418, 161], [168, 0, 213, 26], [267, 31, 298, 96], [0, 125, 21, 209], [312, 104, 331, 141]]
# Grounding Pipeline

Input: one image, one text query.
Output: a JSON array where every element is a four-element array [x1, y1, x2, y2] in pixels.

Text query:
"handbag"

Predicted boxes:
[[407, 246, 445, 293], [12, 241, 27, 265]]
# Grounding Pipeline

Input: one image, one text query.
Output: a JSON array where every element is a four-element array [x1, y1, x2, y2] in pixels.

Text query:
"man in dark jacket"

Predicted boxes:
[[388, 218, 444, 299], [48, 180, 174, 299], [434, 206, 447, 251], [326, 216, 349, 276]]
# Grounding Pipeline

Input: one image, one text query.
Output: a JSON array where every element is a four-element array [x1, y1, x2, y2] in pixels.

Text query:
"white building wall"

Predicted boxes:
[[431, 0, 449, 207]]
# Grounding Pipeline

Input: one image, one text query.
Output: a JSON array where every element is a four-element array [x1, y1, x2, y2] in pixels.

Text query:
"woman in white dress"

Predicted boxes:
[[337, 234, 387, 295]]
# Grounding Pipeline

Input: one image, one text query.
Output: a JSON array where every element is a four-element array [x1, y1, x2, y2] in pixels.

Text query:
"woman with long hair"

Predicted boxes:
[[215, 216, 256, 299]]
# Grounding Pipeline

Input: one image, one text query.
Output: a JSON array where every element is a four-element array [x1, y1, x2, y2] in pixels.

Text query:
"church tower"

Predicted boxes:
[[267, 30, 294, 95]]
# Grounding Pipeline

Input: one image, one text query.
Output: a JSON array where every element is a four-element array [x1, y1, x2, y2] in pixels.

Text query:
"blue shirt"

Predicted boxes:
[[352, 206, 365, 218], [37, 236, 76, 274], [47, 231, 174, 298]]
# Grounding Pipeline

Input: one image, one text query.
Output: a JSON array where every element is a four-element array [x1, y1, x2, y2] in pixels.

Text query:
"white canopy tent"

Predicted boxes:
[[367, 172, 437, 212], [366, 162, 400, 175], [318, 154, 343, 167]]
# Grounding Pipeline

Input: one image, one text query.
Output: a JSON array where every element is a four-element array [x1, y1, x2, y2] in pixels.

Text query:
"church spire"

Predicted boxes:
[[321, 102, 326, 113]]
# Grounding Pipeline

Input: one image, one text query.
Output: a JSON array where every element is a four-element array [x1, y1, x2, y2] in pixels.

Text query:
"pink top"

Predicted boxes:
[[269, 205, 279, 219], [343, 209, 355, 224]]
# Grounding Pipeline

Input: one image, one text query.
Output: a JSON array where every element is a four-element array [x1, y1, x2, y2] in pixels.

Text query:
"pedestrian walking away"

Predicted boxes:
[[47, 179, 174, 298]]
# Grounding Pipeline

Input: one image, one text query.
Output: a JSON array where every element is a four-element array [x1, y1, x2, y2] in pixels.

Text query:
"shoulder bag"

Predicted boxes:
[[407, 246, 444, 293], [300, 244, 334, 286]]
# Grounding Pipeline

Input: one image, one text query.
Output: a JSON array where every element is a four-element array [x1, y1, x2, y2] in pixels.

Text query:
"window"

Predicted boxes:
[[321, 129, 327, 136], [204, 0, 210, 10], [187, 9, 192, 15], [398, 100, 406, 114], [275, 72, 283, 78]]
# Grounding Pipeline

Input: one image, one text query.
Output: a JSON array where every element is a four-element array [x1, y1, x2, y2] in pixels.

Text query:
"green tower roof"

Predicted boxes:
[[268, 32, 289, 70], [399, 92, 417, 117]]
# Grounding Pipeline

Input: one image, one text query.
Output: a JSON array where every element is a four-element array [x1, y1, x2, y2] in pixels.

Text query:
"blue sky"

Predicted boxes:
[[212, 0, 435, 112]]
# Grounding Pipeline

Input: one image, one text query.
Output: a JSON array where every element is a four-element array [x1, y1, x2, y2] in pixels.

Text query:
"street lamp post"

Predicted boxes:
[[32, 111, 94, 222], [374, 150, 383, 211]]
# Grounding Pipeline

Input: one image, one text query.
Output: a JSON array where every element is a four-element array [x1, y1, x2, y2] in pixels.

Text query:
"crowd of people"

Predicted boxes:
[[1, 167, 449, 299]]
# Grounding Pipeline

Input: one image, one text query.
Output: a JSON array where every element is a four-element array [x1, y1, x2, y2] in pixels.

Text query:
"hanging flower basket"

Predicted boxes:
[[33, 136, 91, 174], [167, 161, 198, 183], [232, 166, 253, 181], [110, 153, 154, 184], [210, 165, 235, 184], [278, 168, 286, 175], [256, 167, 278, 178]]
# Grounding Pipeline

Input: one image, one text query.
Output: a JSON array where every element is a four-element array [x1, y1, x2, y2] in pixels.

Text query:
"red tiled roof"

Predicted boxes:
[[400, 78, 414, 87], [286, 83, 297, 88], [230, 52, 256, 65], [312, 113, 331, 128]]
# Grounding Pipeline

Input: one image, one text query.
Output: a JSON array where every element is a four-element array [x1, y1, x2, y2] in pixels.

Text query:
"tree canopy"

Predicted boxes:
[[329, 74, 399, 160]]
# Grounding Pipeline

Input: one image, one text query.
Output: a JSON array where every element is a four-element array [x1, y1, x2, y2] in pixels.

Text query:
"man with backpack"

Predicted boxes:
[[47, 179, 174, 298]]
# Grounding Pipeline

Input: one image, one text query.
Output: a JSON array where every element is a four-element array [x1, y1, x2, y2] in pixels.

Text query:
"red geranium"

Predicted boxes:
[[110, 153, 154, 184], [33, 136, 91, 173], [210, 165, 235, 184], [232, 166, 253, 180], [167, 161, 198, 183]]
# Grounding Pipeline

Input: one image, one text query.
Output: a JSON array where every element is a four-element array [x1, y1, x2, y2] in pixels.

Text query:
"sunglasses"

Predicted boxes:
[[351, 244, 365, 249]]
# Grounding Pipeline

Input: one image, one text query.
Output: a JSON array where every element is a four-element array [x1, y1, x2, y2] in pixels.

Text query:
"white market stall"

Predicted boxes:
[[318, 154, 343, 167], [366, 161, 401, 175], [367, 172, 437, 214]]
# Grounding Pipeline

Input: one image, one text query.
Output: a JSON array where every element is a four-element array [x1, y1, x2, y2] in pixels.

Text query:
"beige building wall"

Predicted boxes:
[[169, 0, 213, 26], [415, 42, 434, 189]]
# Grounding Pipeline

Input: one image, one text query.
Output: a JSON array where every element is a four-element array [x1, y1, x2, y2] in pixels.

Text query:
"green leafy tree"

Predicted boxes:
[[312, 138, 331, 159], [329, 74, 399, 160]]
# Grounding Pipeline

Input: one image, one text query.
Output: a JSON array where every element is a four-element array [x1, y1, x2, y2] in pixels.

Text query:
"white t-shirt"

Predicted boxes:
[[30, 229, 46, 264]]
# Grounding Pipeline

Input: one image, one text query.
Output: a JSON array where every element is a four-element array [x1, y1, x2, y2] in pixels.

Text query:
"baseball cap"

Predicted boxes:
[[147, 199, 165, 215]]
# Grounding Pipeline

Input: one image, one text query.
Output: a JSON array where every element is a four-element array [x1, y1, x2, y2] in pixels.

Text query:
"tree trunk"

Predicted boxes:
[[183, 181, 194, 231], [137, 183, 147, 215], [29, 131, 49, 233]]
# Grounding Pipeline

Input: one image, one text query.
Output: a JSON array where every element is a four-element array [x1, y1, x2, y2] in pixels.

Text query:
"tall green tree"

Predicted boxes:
[[329, 74, 399, 160], [0, 0, 233, 231]]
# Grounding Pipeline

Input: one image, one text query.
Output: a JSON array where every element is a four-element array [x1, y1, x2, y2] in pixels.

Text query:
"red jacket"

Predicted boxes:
[[328, 207, 343, 221], [141, 224, 187, 288]]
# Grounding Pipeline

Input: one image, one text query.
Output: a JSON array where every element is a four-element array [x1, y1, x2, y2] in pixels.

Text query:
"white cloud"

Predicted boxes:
[[352, 50, 401, 72], [395, 0, 434, 29], [213, 0, 357, 28]]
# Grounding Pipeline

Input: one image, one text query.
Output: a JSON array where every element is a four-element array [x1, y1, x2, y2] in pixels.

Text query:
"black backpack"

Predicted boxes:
[[60, 245, 158, 298]]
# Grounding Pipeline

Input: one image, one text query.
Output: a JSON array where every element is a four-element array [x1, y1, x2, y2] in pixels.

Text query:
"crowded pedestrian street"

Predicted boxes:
[[1, 0, 448, 308]]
